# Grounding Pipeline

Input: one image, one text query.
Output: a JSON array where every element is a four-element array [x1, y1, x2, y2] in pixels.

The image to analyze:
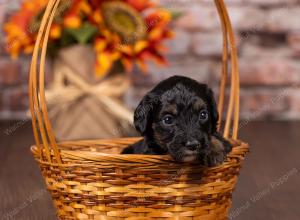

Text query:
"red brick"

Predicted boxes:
[[202, 0, 243, 5], [176, 6, 220, 31], [126, 57, 215, 103], [0, 33, 7, 55], [241, 42, 293, 58], [0, 4, 4, 25], [240, 89, 290, 119], [266, 7, 300, 32], [0, 91, 3, 111], [171, 3, 264, 31], [192, 32, 223, 57], [165, 29, 191, 56], [227, 6, 265, 31], [8, 87, 29, 111], [287, 32, 300, 56], [20, 58, 31, 83], [0, 59, 22, 85], [0, 3, 12, 55], [147, 57, 213, 84], [130, 57, 213, 87], [239, 58, 300, 86], [19, 57, 53, 85], [243, 0, 298, 6], [288, 89, 300, 112], [124, 87, 149, 110], [0, 40, 6, 55]]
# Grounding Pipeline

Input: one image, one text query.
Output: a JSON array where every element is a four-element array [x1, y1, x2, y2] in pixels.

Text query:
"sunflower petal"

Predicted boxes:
[[95, 52, 113, 78], [136, 59, 148, 73], [121, 57, 133, 72], [64, 15, 81, 28], [126, 0, 155, 12], [50, 24, 62, 39], [134, 40, 148, 53], [24, 45, 34, 54], [95, 39, 107, 52], [149, 28, 163, 41], [93, 10, 103, 24], [118, 44, 134, 55], [79, 1, 92, 14]]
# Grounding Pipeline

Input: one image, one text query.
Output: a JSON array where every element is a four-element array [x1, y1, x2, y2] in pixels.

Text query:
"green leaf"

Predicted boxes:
[[169, 10, 184, 21], [65, 22, 98, 44], [60, 29, 78, 47], [155, 8, 184, 21]]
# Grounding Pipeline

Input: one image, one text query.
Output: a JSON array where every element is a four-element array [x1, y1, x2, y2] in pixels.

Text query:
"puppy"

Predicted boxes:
[[122, 75, 232, 167]]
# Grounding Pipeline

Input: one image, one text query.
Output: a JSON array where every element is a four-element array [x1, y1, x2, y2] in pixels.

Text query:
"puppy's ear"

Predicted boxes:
[[134, 93, 157, 135], [206, 88, 219, 133]]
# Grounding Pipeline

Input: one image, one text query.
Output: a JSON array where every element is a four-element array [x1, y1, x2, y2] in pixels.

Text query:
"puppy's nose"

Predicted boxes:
[[185, 140, 199, 151]]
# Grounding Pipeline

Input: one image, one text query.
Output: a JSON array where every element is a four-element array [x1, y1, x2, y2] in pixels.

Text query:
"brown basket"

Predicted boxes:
[[29, 0, 249, 219]]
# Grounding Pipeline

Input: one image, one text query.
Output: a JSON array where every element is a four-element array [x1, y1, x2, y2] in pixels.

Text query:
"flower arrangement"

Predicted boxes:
[[4, 0, 174, 77]]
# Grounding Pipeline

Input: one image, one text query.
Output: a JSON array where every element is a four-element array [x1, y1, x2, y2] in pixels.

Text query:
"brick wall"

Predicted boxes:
[[0, 1, 27, 119], [1, 0, 300, 120]]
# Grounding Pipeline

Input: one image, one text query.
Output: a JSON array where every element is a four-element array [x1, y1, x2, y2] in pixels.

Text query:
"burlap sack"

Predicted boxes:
[[46, 45, 135, 141]]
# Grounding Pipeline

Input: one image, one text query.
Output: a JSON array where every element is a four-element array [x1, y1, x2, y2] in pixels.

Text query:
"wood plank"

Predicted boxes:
[[231, 121, 300, 220], [0, 121, 57, 220]]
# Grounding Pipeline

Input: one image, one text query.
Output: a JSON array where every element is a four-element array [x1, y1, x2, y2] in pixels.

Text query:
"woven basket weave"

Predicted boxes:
[[29, 0, 249, 219]]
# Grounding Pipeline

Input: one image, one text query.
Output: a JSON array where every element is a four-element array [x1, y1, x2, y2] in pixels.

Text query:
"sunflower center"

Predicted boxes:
[[113, 12, 136, 33], [102, 2, 146, 44]]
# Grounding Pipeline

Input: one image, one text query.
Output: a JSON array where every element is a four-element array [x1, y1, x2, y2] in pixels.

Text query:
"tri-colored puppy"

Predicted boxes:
[[122, 75, 232, 167]]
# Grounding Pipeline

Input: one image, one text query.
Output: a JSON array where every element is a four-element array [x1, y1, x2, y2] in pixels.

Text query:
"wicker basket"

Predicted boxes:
[[29, 0, 249, 219]]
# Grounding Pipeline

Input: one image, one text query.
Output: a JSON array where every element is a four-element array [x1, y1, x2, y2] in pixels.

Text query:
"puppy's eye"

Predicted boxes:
[[199, 110, 209, 122], [162, 115, 174, 126]]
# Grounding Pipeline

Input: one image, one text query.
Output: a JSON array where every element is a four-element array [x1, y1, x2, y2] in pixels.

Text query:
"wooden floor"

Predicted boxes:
[[0, 120, 299, 220]]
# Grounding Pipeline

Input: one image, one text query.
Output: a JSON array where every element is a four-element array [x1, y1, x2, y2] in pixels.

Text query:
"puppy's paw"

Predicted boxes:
[[212, 133, 233, 154], [121, 145, 135, 154], [203, 150, 226, 167], [201, 135, 231, 167]]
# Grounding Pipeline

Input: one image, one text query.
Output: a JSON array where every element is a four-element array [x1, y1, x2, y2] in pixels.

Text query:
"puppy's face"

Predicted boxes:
[[134, 76, 219, 162]]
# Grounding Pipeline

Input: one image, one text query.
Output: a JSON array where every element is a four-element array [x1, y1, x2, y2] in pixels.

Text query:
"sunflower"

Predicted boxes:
[[92, 0, 173, 76]]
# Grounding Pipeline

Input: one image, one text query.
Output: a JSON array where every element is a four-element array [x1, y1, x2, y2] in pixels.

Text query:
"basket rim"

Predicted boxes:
[[30, 137, 249, 167]]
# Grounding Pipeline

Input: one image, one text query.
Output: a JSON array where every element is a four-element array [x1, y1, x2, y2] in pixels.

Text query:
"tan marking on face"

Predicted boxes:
[[152, 123, 166, 147], [163, 104, 178, 115], [193, 98, 206, 111]]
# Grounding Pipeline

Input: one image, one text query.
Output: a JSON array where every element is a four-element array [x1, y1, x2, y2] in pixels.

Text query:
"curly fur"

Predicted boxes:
[[122, 75, 232, 167]]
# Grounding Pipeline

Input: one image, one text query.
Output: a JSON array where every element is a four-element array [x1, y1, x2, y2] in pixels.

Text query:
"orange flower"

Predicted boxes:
[[4, 0, 47, 57], [4, 0, 174, 77], [93, 2, 173, 76], [125, 0, 155, 12], [50, 24, 62, 39], [91, 9, 103, 25], [94, 31, 122, 77], [63, 0, 91, 28], [63, 16, 81, 28], [115, 9, 173, 74]]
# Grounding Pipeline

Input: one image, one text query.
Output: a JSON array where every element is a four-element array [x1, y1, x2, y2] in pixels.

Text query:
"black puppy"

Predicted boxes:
[[122, 76, 232, 167]]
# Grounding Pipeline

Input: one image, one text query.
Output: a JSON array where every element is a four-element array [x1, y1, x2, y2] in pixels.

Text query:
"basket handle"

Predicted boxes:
[[28, 0, 240, 164], [29, 0, 62, 163], [214, 0, 240, 140]]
